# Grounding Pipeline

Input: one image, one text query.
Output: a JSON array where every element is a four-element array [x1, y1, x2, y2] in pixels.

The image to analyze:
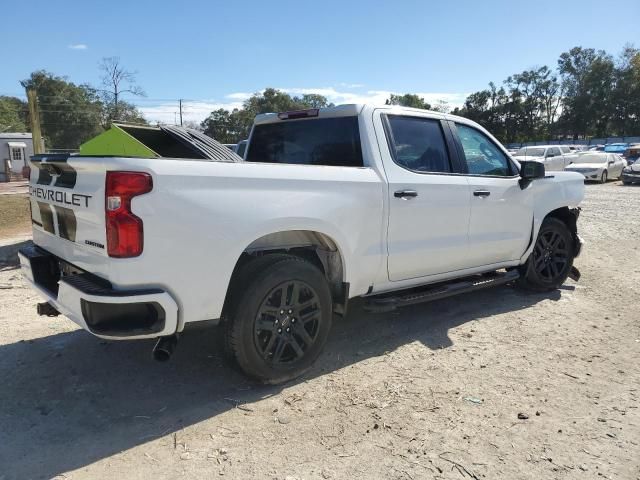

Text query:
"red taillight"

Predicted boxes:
[[105, 171, 153, 258]]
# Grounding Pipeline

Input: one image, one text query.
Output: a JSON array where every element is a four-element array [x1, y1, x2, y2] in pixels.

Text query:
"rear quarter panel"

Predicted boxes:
[[89, 157, 384, 328]]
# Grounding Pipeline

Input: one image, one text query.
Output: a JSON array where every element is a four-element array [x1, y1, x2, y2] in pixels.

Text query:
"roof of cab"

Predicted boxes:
[[253, 103, 462, 125]]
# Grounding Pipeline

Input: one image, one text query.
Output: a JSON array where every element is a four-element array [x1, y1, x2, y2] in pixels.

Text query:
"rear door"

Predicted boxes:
[[608, 153, 625, 177], [376, 112, 473, 281], [450, 122, 533, 267]]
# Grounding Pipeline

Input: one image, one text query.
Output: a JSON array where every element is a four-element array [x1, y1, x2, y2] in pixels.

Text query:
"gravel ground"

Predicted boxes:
[[0, 182, 638, 480]]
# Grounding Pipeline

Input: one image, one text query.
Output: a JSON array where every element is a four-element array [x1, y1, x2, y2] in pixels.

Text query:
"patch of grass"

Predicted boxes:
[[0, 195, 31, 239]]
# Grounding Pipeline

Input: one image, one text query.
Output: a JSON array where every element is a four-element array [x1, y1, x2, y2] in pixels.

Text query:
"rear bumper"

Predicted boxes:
[[19, 245, 178, 340]]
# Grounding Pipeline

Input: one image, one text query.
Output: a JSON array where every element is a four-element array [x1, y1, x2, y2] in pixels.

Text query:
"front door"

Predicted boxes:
[[452, 122, 533, 267], [377, 113, 473, 281], [10, 146, 26, 172]]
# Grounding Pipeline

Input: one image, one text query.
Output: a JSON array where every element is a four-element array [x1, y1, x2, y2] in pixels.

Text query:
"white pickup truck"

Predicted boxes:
[[512, 145, 579, 171], [20, 104, 585, 383]]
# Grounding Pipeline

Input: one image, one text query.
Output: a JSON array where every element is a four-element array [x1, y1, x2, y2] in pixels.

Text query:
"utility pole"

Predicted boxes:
[[179, 99, 183, 126], [26, 89, 44, 154]]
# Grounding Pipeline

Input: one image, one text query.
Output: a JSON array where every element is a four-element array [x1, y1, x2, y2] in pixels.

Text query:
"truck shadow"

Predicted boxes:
[[0, 284, 560, 479]]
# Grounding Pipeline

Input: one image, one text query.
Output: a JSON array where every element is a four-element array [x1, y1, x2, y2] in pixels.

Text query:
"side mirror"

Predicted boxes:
[[608, 160, 615, 165], [519, 160, 545, 189]]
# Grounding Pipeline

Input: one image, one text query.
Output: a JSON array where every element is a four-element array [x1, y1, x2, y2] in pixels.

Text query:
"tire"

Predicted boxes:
[[600, 170, 608, 184], [224, 254, 332, 384], [517, 217, 575, 292]]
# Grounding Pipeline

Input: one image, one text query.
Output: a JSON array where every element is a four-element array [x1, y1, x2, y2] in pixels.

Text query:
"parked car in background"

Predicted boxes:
[[621, 159, 640, 184], [565, 152, 626, 183], [568, 145, 588, 153], [234, 139, 248, 158], [604, 143, 629, 155], [512, 145, 577, 171], [623, 144, 640, 165]]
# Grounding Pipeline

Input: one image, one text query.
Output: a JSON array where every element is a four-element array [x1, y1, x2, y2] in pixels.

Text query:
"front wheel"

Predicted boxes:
[[224, 254, 332, 384], [518, 217, 575, 292], [600, 170, 608, 183]]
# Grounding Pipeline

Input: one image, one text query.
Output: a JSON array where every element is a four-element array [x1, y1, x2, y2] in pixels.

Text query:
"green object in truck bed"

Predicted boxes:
[[79, 124, 160, 158], [79, 123, 243, 161]]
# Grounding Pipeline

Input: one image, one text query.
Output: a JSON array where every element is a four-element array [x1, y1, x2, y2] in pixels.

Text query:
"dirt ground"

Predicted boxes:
[[0, 182, 638, 480], [0, 194, 30, 239]]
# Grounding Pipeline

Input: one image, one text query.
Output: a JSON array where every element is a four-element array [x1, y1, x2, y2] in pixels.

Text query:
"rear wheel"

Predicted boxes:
[[518, 217, 575, 292], [600, 170, 608, 183], [224, 254, 332, 384]]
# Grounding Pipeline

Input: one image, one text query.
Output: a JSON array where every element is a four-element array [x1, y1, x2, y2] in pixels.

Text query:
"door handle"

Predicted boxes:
[[394, 190, 418, 199], [473, 190, 491, 197]]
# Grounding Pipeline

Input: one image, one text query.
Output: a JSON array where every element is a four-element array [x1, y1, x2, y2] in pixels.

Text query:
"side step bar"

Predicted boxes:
[[363, 270, 520, 313]]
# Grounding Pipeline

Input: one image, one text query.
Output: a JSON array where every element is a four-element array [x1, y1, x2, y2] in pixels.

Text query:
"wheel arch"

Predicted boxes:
[[520, 206, 581, 264], [227, 230, 350, 316]]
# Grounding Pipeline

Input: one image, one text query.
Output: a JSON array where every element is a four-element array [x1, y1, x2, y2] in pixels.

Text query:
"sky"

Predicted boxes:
[[1, 0, 638, 124]]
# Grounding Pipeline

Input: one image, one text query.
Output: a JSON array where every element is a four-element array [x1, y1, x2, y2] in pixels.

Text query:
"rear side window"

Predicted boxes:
[[246, 116, 363, 167], [385, 115, 452, 173], [561, 146, 571, 153]]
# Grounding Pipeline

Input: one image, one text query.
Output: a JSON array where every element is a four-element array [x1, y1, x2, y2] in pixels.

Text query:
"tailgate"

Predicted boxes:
[[28, 154, 109, 265]]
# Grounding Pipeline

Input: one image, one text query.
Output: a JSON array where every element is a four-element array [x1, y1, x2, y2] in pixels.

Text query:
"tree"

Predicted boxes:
[[431, 99, 450, 113], [101, 100, 147, 128], [296, 94, 331, 109], [610, 45, 640, 135], [21, 70, 103, 149], [201, 108, 247, 143], [557, 47, 615, 138], [99, 57, 146, 125], [201, 88, 331, 143], [0, 96, 28, 132], [385, 93, 431, 110]]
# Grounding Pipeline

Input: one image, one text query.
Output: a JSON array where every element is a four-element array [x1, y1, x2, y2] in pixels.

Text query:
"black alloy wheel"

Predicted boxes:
[[532, 229, 570, 282], [254, 280, 322, 365]]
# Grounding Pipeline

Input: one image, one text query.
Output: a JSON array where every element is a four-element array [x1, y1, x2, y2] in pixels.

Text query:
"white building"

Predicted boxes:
[[0, 133, 36, 182]]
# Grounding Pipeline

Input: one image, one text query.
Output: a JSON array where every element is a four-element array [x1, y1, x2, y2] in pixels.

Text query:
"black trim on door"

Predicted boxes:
[[441, 120, 468, 174]]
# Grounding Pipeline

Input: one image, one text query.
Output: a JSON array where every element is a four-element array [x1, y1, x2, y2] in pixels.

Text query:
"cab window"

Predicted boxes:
[[246, 116, 363, 167], [385, 115, 452, 173], [456, 124, 513, 176]]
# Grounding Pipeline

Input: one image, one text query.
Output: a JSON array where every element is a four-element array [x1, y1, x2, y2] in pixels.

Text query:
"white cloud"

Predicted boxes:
[[138, 86, 468, 125], [279, 87, 468, 110], [225, 92, 252, 100], [68, 44, 88, 50], [139, 100, 243, 125]]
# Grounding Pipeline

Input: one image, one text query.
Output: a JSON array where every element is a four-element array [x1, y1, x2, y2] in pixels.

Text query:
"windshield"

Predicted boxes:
[[515, 147, 545, 157], [574, 154, 607, 164]]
